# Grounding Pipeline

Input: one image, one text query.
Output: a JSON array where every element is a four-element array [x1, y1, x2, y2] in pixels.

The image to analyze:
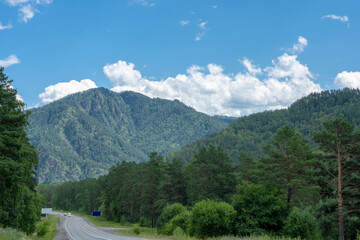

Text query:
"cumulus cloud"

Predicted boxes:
[[180, 20, 190, 26], [38, 79, 98, 104], [104, 37, 322, 116], [334, 71, 360, 89], [288, 36, 307, 54], [0, 22, 13, 30], [0, 55, 20, 67]]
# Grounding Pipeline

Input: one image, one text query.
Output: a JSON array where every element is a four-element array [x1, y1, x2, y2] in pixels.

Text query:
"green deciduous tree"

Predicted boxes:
[[233, 182, 288, 236], [190, 200, 236, 238], [0, 67, 41, 234], [313, 119, 360, 240]]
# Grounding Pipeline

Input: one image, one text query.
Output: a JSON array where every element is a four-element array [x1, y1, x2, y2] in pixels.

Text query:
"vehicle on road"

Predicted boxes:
[[67, 213, 71, 217]]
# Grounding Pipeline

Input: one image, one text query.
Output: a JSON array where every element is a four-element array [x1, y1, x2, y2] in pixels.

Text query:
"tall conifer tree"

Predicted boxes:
[[0, 67, 41, 234]]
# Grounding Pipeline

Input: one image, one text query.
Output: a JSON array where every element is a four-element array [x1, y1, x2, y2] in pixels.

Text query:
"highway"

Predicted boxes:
[[60, 213, 158, 240]]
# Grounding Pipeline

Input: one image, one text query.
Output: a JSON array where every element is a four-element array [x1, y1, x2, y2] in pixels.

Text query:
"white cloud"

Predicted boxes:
[[19, 4, 35, 23], [5, 0, 30, 6], [38, 79, 98, 104], [195, 32, 204, 41], [199, 21, 208, 29], [241, 58, 261, 75], [131, 0, 155, 7], [211, 5, 218, 9], [288, 36, 307, 54], [334, 71, 360, 89], [180, 20, 190, 26], [0, 55, 20, 67], [3, 0, 51, 23], [321, 14, 348, 22], [104, 37, 322, 116], [0, 22, 13, 30]]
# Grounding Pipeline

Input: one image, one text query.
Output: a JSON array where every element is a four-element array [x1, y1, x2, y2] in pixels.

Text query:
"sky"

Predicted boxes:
[[1, 0, 360, 116]]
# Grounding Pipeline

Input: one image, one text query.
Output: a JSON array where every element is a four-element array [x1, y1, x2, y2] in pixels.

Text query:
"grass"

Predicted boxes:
[[0, 227, 29, 240], [29, 215, 60, 240], [0, 215, 59, 240], [115, 226, 171, 239]]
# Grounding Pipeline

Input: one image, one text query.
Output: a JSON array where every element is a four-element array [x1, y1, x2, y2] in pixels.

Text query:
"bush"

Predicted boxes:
[[139, 217, 151, 227], [36, 219, 50, 237], [283, 208, 320, 240], [233, 182, 288, 236], [132, 224, 141, 235], [156, 203, 187, 232], [190, 200, 236, 238], [162, 210, 192, 235]]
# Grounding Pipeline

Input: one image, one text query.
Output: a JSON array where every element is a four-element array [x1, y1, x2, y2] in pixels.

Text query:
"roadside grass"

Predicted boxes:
[[29, 215, 60, 240], [0, 227, 29, 240], [115, 226, 171, 239]]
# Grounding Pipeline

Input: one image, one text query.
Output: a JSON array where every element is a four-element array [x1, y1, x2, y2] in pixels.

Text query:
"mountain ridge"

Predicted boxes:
[[28, 88, 229, 184], [166, 88, 360, 163]]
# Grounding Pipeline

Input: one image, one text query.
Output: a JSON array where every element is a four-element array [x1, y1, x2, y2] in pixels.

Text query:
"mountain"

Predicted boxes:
[[166, 88, 360, 163], [27, 88, 229, 184]]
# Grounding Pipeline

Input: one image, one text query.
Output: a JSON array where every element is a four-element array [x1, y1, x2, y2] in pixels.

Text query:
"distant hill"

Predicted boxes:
[[28, 88, 229, 184], [166, 88, 360, 163]]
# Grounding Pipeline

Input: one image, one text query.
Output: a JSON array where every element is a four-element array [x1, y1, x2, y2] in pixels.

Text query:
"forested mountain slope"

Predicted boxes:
[[28, 88, 228, 184], [167, 88, 360, 162]]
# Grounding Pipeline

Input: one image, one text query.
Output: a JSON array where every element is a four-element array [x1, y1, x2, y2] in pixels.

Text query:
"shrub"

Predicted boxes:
[[190, 200, 236, 238], [36, 219, 50, 237], [132, 224, 141, 235], [233, 182, 288, 236], [156, 203, 187, 232], [283, 208, 320, 240], [162, 210, 192, 235], [139, 217, 151, 227]]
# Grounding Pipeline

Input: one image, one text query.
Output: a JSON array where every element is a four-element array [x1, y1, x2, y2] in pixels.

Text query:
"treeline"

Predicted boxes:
[[38, 119, 360, 239], [0, 68, 42, 234]]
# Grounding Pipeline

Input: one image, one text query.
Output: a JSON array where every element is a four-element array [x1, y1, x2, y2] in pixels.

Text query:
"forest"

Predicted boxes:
[[27, 88, 229, 184], [38, 120, 360, 240]]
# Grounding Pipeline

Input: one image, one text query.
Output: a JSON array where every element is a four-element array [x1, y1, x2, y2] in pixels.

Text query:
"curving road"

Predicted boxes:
[[55, 213, 158, 240]]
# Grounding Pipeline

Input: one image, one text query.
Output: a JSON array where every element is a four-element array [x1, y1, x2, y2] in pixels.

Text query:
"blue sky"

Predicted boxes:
[[1, 0, 360, 116]]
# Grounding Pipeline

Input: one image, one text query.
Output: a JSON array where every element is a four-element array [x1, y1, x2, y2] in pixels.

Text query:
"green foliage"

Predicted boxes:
[[132, 224, 141, 235], [0, 67, 41, 234], [36, 219, 50, 237], [190, 200, 236, 238], [162, 210, 192, 235], [254, 126, 319, 208], [28, 88, 228, 184], [283, 208, 320, 240], [233, 182, 288, 236], [184, 145, 236, 205], [156, 203, 187, 232], [313, 119, 360, 240]]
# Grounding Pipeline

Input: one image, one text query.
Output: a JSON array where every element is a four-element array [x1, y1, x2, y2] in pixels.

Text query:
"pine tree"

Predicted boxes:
[[0, 67, 41, 234], [255, 126, 319, 209], [313, 119, 360, 240]]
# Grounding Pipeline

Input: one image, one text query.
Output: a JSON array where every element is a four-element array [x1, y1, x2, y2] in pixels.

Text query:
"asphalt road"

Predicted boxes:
[[54, 213, 158, 240]]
